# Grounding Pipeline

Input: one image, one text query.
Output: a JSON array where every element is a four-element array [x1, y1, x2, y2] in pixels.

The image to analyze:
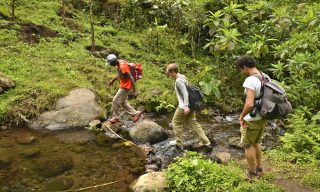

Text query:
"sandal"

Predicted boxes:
[[108, 117, 120, 124], [133, 111, 144, 123]]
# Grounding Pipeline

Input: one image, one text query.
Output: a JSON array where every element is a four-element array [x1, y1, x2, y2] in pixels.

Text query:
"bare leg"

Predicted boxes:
[[254, 143, 262, 169], [245, 145, 256, 173]]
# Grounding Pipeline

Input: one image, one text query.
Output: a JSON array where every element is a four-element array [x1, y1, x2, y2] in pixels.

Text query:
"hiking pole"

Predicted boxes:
[[103, 122, 138, 147], [62, 179, 125, 192]]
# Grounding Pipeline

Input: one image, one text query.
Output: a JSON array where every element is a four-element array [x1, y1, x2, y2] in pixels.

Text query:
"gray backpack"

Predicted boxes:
[[252, 73, 292, 119]]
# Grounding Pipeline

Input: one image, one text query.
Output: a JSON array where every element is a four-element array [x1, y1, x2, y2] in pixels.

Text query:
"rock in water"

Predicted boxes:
[[129, 119, 167, 144], [33, 154, 74, 177], [30, 88, 103, 130], [42, 177, 74, 191]]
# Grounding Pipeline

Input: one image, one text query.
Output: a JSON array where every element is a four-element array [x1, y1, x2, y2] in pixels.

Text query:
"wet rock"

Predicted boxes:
[[6, 183, 27, 192], [30, 88, 103, 130], [0, 126, 8, 131], [0, 156, 12, 169], [228, 137, 242, 149], [0, 140, 15, 148], [147, 139, 184, 169], [0, 72, 16, 94], [215, 152, 231, 165], [145, 164, 159, 172], [54, 130, 95, 144], [33, 154, 74, 177], [89, 119, 101, 128], [15, 134, 37, 145], [102, 121, 121, 133], [130, 172, 167, 192], [20, 149, 40, 159], [138, 144, 154, 157], [42, 177, 74, 191], [96, 133, 117, 147], [129, 119, 167, 144], [129, 157, 144, 168], [129, 167, 144, 175]]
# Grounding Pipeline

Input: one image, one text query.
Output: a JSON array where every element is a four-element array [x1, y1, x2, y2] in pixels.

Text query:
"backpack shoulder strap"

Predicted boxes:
[[251, 71, 267, 99]]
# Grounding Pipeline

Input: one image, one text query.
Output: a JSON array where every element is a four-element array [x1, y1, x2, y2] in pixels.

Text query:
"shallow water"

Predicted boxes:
[[0, 112, 280, 191], [0, 128, 145, 192]]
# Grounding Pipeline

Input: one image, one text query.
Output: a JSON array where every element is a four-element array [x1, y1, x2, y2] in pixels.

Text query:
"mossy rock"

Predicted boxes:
[[19, 149, 41, 159], [42, 177, 74, 191], [33, 154, 74, 177], [0, 156, 12, 169]]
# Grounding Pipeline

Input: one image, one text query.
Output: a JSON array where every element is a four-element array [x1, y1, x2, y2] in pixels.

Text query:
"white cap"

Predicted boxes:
[[106, 54, 117, 63]]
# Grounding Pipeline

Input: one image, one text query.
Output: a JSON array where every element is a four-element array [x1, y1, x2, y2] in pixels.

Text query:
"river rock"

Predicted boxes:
[[129, 119, 167, 144], [15, 134, 37, 145], [0, 72, 16, 94], [0, 156, 12, 169], [215, 152, 231, 165], [0, 126, 8, 131], [20, 149, 40, 159], [228, 137, 242, 149], [96, 133, 118, 146], [130, 172, 167, 192], [30, 88, 103, 130], [33, 154, 74, 177], [42, 177, 74, 191], [53, 130, 95, 144]]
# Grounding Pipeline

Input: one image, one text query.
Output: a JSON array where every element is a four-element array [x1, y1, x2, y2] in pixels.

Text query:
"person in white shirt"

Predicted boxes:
[[236, 55, 268, 178]]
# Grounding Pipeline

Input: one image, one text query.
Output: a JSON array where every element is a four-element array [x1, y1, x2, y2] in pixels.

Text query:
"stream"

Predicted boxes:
[[0, 111, 282, 191]]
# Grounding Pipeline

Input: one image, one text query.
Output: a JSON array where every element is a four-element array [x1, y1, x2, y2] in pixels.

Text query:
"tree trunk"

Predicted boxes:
[[11, 0, 15, 22], [89, 0, 95, 52]]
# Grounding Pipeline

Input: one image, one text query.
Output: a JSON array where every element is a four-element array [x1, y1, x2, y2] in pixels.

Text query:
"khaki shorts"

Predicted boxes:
[[243, 119, 267, 148]]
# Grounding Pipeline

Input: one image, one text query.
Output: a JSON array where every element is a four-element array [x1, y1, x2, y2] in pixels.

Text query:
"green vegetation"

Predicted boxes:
[[166, 151, 283, 192]]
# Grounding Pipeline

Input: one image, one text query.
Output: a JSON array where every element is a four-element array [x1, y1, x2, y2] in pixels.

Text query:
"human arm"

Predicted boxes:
[[126, 72, 136, 93], [176, 80, 190, 114], [239, 88, 255, 128], [108, 75, 119, 87]]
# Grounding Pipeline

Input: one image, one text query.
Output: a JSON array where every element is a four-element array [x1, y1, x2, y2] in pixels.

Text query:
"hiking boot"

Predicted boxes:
[[256, 167, 263, 176], [169, 140, 177, 146], [246, 171, 259, 181], [108, 117, 120, 124], [194, 141, 211, 148], [133, 111, 144, 123]]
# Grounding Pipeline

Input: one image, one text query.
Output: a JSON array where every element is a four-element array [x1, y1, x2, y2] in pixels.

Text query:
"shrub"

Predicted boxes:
[[166, 151, 243, 192]]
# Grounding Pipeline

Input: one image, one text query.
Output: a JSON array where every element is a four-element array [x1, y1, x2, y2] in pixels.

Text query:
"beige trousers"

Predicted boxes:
[[172, 108, 210, 146], [112, 88, 137, 119]]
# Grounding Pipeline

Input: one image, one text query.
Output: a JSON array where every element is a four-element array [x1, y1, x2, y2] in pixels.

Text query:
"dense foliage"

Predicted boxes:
[[166, 152, 283, 192]]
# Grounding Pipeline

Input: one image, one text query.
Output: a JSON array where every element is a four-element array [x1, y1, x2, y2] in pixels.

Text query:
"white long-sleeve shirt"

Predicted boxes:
[[175, 73, 189, 109]]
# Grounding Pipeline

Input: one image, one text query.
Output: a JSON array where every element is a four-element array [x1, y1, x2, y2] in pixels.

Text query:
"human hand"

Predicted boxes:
[[184, 107, 190, 115], [239, 118, 248, 128], [108, 81, 114, 87]]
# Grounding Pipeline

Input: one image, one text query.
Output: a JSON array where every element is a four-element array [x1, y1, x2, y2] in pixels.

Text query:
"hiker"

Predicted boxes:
[[106, 54, 143, 124], [166, 63, 211, 149], [236, 55, 270, 178]]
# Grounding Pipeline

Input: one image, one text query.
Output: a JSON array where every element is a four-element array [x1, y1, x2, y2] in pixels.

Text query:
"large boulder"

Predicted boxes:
[[129, 119, 167, 144], [30, 88, 103, 130], [130, 172, 167, 192], [0, 72, 16, 93]]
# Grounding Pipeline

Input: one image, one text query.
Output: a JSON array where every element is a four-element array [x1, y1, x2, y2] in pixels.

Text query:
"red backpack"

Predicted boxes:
[[128, 63, 143, 82]]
